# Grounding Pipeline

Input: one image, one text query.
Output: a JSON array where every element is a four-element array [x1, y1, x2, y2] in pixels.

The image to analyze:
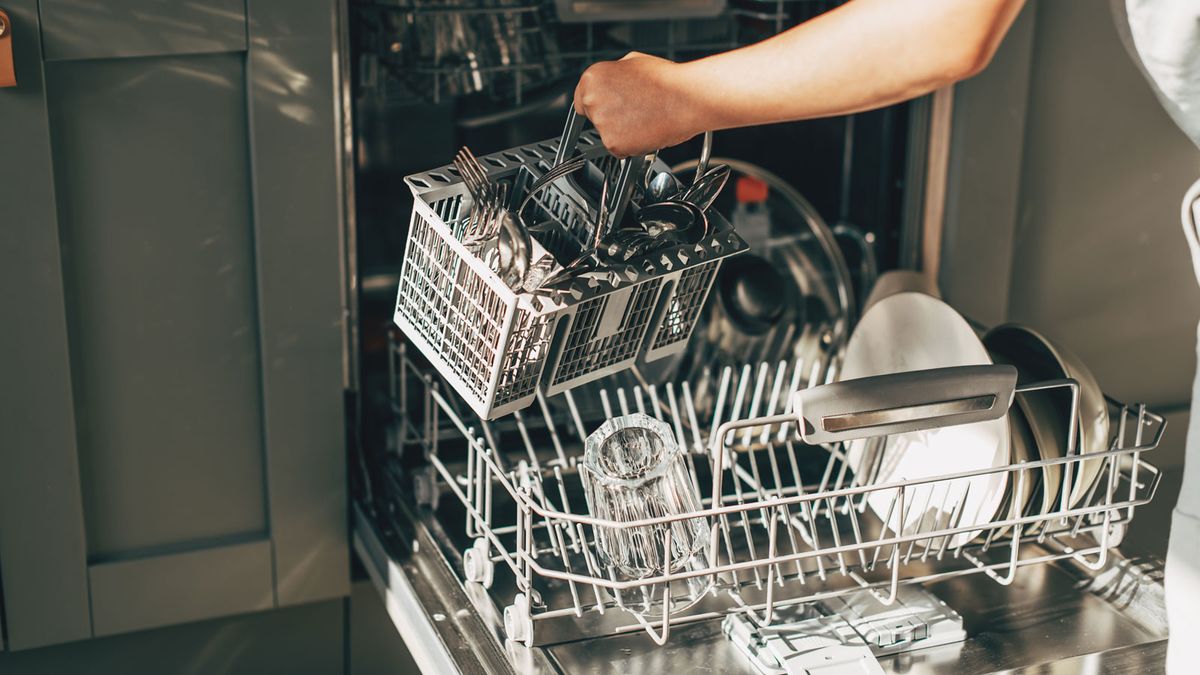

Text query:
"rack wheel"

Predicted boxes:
[[463, 538, 495, 588], [504, 593, 534, 646]]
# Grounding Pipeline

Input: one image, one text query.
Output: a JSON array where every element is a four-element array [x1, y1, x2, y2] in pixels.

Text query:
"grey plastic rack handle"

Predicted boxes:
[[554, 105, 588, 166], [604, 154, 645, 235], [791, 365, 1018, 445]]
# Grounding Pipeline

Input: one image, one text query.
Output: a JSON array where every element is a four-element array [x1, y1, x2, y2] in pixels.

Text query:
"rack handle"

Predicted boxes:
[[603, 154, 645, 235], [791, 365, 1017, 444], [553, 103, 588, 167]]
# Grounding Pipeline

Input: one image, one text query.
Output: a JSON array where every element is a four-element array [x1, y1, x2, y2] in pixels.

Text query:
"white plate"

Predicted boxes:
[[842, 292, 1009, 548]]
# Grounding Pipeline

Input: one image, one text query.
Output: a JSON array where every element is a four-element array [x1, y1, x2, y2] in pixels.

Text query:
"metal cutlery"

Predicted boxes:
[[538, 158, 618, 288], [517, 155, 588, 217], [454, 146, 502, 245], [453, 146, 533, 291], [679, 163, 731, 212], [455, 110, 722, 292], [646, 170, 681, 203]]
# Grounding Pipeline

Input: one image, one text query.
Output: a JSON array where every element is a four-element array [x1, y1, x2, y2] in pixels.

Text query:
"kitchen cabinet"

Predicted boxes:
[[0, 0, 350, 650]]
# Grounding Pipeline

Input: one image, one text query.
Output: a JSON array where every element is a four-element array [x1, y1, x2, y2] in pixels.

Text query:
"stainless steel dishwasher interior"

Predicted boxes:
[[348, 1, 1171, 672], [350, 336, 1167, 673]]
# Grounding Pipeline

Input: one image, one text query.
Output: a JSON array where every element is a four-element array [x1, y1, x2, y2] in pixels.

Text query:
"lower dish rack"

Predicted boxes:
[[386, 332, 1165, 654]]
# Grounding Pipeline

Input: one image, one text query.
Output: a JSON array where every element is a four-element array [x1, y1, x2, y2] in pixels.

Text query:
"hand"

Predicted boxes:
[[574, 52, 703, 157]]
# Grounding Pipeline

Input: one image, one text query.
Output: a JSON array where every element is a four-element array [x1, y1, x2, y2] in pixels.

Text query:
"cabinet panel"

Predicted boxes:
[[45, 53, 269, 560], [248, 0, 350, 606], [0, 0, 93, 650], [88, 538, 274, 637], [0, 0, 349, 649], [40, 0, 247, 62]]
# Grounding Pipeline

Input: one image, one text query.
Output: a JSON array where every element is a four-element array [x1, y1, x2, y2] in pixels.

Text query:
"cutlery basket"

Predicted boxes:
[[394, 131, 748, 420], [389, 337, 1165, 647]]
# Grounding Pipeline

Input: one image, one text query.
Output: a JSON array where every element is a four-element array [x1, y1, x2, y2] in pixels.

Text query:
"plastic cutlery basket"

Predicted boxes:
[[394, 130, 748, 420]]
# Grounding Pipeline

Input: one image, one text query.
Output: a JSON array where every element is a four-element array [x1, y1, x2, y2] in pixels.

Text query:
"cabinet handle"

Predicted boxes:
[[0, 8, 15, 88]]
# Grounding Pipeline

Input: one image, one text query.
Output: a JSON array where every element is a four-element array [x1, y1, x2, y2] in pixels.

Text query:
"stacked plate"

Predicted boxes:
[[843, 273, 1110, 544], [983, 324, 1110, 529]]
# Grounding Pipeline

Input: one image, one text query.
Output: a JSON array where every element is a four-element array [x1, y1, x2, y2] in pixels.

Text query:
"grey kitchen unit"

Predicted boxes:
[[0, 0, 350, 654], [1, 0, 1195, 673]]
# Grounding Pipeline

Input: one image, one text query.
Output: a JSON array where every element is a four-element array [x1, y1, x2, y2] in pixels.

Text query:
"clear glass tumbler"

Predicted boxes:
[[581, 413, 712, 613]]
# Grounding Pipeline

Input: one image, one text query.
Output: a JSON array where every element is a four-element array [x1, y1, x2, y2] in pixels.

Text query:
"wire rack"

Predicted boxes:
[[388, 334, 1165, 647], [354, 0, 847, 107]]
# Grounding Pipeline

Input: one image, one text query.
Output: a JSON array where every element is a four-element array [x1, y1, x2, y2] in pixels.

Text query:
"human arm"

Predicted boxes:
[[574, 0, 1026, 156]]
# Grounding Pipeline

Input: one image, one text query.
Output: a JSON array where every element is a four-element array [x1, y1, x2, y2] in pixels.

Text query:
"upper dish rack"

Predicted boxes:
[[354, 0, 847, 107], [387, 333, 1165, 648]]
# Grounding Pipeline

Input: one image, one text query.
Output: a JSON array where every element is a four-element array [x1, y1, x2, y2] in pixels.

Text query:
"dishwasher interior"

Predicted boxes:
[[347, 2, 1170, 672]]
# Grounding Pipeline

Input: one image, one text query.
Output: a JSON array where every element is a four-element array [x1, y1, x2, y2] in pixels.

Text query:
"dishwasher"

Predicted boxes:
[[346, 1, 1171, 672]]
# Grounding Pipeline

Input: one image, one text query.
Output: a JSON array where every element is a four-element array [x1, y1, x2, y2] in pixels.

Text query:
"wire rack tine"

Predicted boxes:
[[722, 393, 764, 588], [573, 522, 607, 615], [783, 441, 817, 546], [665, 384, 688, 452], [681, 381, 705, 454], [936, 484, 969, 560], [741, 362, 769, 448], [512, 410, 541, 471], [536, 391, 569, 466], [633, 386, 647, 416], [647, 384, 663, 422], [902, 486, 937, 565], [921, 482, 954, 562], [760, 373, 795, 582], [776, 359, 806, 444], [868, 488, 901, 572], [708, 366, 733, 449], [761, 361, 788, 446], [824, 496, 849, 576], [728, 365, 752, 446], [843, 495, 870, 572]]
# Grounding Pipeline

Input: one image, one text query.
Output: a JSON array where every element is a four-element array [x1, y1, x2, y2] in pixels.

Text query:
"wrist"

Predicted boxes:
[[667, 59, 714, 140]]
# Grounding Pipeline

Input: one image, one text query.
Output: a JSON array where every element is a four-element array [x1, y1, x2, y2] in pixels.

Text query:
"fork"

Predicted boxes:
[[469, 182, 508, 249], [454, 147, 501, 244]]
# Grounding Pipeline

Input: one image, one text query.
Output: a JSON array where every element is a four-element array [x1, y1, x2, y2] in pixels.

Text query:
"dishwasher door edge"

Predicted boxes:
[[353, 502, 557, 674]]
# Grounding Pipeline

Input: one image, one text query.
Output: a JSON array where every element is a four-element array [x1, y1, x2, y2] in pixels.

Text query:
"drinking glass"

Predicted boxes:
[[581, 413, 712, 612]]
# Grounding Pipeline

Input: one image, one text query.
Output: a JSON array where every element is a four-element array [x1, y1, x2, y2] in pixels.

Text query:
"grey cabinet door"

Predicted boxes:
[[0, 0, 350, 650]]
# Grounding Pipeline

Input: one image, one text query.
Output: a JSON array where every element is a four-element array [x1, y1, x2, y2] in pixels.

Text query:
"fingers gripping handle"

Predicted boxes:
[[792, 365, 1018, 445]]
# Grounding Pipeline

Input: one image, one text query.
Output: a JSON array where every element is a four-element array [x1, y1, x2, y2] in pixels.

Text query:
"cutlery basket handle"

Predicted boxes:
[[791, 365, 1018, 444], [554, 104, 589, 166]]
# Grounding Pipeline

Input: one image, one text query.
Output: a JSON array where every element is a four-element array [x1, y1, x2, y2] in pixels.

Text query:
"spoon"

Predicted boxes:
[[646, 171, 681, 204], [680, 164, 731, 212], [694, 131, 713, 187], [482, 209, 531, 291], [640, 201, 702, 239]]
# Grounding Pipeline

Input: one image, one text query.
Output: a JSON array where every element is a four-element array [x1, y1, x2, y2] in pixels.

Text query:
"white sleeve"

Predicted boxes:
[[1123, 0, 1200, 149]]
